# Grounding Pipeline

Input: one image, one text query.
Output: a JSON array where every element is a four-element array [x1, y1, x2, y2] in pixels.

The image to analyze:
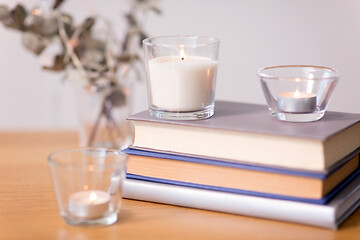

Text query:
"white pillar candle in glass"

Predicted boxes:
[[144, 36, 220, 120], [149, 50, 218, 112]]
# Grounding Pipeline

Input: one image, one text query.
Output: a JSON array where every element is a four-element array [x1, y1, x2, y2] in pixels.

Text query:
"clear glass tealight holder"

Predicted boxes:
[[258, 65, 339, 122], [48, 148, 127, 226], [143, 35, 220, 120]]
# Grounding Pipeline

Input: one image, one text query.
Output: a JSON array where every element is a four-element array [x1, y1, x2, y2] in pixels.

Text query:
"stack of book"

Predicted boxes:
[[122, 101, 360, 229]]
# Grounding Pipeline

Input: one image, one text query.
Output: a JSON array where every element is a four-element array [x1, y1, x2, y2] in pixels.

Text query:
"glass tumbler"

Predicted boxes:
[[143, 35, 220, 120], [48, 148, 127, 226], [258, 65, 339, 122]]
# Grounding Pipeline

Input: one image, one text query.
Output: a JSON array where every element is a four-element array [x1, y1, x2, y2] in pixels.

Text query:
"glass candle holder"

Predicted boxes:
[[258, 65, 339, 122], [48, 148, 127, 226], [143, 35, 220, 120]]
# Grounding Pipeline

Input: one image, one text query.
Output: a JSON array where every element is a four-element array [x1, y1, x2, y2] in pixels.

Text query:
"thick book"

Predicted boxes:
[[123, 172, 360, 229], [129, 101, 360, 171], [123, 147, 360, 200], [126, 166, 360, 205]]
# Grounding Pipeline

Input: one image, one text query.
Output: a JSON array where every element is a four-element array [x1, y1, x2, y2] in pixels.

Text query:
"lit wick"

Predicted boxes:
[[89, 192, 97, 204], [277, 90, 317, 113], [180, 48, 185, 61], [293, 90, 300, 98]]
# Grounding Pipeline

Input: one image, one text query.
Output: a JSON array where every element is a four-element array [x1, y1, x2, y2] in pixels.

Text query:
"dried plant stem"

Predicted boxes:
[[105, 114, 118, 148], [0, 1, 160, 149], [107, 110, 124, 141], [87, 100, 105, 147], [57, 13, 116, 148], [57, 13, 87, 77], [87, 97, 123, 147]]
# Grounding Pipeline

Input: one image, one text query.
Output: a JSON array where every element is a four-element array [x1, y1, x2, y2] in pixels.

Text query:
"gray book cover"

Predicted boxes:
[[128, 101, 360, 141]]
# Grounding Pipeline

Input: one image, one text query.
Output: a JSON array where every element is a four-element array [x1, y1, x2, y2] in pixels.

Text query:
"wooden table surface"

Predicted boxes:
[[1, 132, 360, 240]]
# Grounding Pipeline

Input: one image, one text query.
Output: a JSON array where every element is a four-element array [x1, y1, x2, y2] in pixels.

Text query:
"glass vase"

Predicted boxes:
[[75, 81, 134, 149]]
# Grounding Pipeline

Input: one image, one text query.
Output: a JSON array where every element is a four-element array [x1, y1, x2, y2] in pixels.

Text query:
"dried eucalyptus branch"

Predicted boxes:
[[0, 0, 161, 147], [0, 0, 160, 85], [57, 13, 87, 78]]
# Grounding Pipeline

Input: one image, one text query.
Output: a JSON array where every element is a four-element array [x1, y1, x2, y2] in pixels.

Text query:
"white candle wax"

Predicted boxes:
[[277, 91, 316, 113], [149, 56, 218, 112], [68, 190, 110, 219]]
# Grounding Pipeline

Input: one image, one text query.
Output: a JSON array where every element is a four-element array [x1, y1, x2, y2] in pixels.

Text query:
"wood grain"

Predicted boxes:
[[1, 131, 360, 240]]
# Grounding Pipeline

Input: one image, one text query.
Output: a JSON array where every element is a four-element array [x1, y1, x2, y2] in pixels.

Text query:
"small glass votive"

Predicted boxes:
[[143, 35, 220, 120], [48, 148, 127, 226], [258, 65, 339, 122]]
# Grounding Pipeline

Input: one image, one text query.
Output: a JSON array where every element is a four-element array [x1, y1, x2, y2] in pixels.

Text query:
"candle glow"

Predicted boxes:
[[277, 91, 317, 113], [68, 190, 111, 219], [294, 90, 300, 98], [89, 192, 97, 203], [180, 47, 185, 60]]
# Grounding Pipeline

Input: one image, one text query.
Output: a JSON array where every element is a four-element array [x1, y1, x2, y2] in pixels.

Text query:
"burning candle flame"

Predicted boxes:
[[89, 192, 97, 204], [180, 46, 185, 60], [293, 90, 300, 98]]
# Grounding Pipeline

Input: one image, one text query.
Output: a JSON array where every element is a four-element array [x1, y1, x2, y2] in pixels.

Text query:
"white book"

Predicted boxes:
[[123, 174, 360, 229]]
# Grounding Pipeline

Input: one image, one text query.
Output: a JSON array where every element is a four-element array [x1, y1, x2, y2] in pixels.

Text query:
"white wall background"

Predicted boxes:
[[1, 0, 360, 130]]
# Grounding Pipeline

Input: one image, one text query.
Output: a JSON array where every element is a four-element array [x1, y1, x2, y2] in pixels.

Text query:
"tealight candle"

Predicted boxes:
[[149, 49, 218, 112], [277, 90, 316, 113], [68, 190, 110, 219]]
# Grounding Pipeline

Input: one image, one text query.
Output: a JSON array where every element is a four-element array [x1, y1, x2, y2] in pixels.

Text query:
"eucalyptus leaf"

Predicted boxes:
[[0, 5, 9, 20], [122, 33, 129, 52], [151, 7, 162, 14], [107, 88, 126, 107], [21, 32, 46, 55], [43, 54, 66, 71], [117, 54, 139, 63], [117, 54, 132, 62], [29, 15, 59, 37], [53, 0, 65, 9], [139, 31, 148, 45], [6, 4, 28, 31], [133, 0, 162, 13], [77, 38, 107, 70], [61, 14, 74, 36], [61, 13, 73, 25], [125, 13, 137, 27], [41, 16, 59, 37], [82, 17, 95, 33], [40, 39, 64, 68]]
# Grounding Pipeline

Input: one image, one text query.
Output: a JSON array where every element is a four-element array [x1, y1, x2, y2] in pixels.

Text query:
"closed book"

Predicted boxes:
[[127, 166, 360, 205], [123, 147, 360, 200], [128, 101, 360, 171], [123, 172, 360, 229]]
